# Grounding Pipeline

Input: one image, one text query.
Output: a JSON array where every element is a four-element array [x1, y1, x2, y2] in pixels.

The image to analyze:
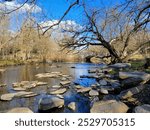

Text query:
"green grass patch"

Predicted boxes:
[[130, 61, 145, 70]]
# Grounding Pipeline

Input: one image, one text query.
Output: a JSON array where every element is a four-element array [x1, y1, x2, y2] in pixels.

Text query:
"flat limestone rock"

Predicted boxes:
[[35, 72, 61, 78], [12, 82, 21, 87], [100, 86, 115, 91], [12, 81, 47, 89], [99, 88, 109, 94], [62, 74, 70, 77], [109, 63, 131, 69], [35, 73, 50, 78], [0, 93, 16, 101], [119, 72, 150, 83], [12, 81, 37, 89], [23, 93, 38, 98], [118, 85, 146, 99], [13, 87, 27, 91], [20, 81, 37, 88], [77, 87, 91, 93], [7, 107, 33, 113], [14, 91, 35, 97], [91, 100, 129, 113], [49, 88, 67, 95], [0, 91, 38, 101], [61, 77, 68, 81], [74, 85, 84, 89], [38, 96, 64, 111], [20, 81, 30, 85], [89, 89, 99, 96], [60, 81, 71, 86], [51, 85, 61, 89], [36, 82, 48, 86]]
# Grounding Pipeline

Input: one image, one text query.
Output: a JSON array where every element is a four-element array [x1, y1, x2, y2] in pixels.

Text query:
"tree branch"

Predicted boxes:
[[42, 0, 79, 35]]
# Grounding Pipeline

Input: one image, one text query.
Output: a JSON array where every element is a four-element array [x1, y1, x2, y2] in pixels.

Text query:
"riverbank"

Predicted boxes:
[[0, 58, 150, 71], [0, 58, 83, 67], [0, 59, 24, 67], [0, 62, 150, 113]]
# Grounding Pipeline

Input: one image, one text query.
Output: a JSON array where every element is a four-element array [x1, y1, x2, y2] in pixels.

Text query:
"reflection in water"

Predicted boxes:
[[0, 63, 103, 113]]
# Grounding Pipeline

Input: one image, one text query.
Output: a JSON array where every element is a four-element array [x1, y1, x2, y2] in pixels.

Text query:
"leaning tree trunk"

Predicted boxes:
[[103, 41, 122, 64]]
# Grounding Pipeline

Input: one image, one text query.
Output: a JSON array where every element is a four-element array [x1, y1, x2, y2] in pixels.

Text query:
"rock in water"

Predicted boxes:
[[36, 82, 48, 86], [74, 85, 84, 89], [77, 87, 91, 93], [61, 77, 67, 81], [12, 81, 39, 89], [99, 88, 109, 94], [51, 85, 61, 89], [99, 86, 115, 92], [109, 63, 131, 69], [14, 91, 37, 98], [121, 77, 143, 89], [60, 81, 71, 86], [7, 107, 33, 113], [99, 80, 107, 86], [90, 100, 128, 113], [0, 91, 38, 101], [118, 85, 146, 99], [89, 89, 99, 96], [0, 93, 16, 101], [35, 73, 59, 78], [13, 87, 27, 91], [119, 72, 150, 84], [38, 96, 64, 111], [12, 82, 21, 87], [68, 102, 76, 111], [49, 88, 67, 95], [134, 104, 150, 113]]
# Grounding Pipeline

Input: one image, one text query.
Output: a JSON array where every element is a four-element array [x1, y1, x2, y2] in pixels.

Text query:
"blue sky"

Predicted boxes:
[[37, 0, 84, 24], [36, 0, 124, 24], [0, 0, 125, 31]]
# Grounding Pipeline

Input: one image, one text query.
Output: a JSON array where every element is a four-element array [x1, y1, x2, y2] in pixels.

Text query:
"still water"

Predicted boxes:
[[0, 63, 104, 113]]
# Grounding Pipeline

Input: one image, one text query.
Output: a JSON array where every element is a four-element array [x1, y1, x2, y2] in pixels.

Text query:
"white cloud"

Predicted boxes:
[[0, 1, 41, 13], [40, 20, 83, 32], [40, 20, 83, 40]]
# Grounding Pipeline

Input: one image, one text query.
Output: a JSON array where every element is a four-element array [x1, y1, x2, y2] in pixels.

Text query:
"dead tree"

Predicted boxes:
[[60, 0, 150, 63]]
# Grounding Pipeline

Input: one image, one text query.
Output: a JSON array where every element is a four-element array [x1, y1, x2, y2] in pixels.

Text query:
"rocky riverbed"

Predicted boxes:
[[0, 63, 150, 113]]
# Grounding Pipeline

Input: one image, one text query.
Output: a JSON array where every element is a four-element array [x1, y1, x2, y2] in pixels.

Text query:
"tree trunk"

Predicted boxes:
[[103, 41, 122, 64]]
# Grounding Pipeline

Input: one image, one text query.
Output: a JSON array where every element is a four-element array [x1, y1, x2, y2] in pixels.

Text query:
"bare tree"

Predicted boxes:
[[0, 15, 11, 59], [1, 0, 149, 64], [60, 0, 150, 63]]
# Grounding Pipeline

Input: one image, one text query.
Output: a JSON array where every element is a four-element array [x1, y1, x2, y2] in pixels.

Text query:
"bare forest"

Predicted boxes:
[[0, 0, 149, 66]]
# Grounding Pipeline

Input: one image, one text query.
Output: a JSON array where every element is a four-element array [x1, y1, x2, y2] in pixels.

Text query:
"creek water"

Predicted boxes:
[[0, 63, 104, 113]]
